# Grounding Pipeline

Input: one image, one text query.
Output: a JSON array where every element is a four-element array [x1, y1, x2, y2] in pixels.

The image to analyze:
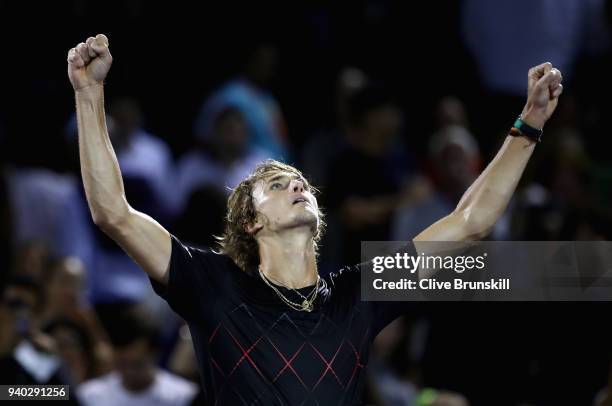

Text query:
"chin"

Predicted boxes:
[[287, 210, 319, 232]]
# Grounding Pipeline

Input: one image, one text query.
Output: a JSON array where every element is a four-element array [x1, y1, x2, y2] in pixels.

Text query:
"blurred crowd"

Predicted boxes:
[[2, 1, 612, 405]]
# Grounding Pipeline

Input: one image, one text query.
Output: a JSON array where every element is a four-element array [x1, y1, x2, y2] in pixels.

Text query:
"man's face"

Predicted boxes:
[[250, 171, 319, 236], [115, 339, 156, 392]]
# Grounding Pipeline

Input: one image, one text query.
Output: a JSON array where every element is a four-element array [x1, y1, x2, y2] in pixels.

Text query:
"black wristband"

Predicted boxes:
[[511, 115, 543, 143]]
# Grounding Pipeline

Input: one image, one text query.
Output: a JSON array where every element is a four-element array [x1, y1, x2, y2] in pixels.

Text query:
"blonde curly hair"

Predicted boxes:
[[216, 160, 325, 272]]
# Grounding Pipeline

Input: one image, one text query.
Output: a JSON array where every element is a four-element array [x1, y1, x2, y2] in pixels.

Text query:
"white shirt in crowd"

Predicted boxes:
[[77, 369, 198, 406]]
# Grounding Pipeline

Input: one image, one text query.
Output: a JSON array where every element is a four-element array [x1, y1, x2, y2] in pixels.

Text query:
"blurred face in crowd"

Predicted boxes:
[[436, 96, 468, 128], [429, 125, 480, 196], [115, 339, 157, 392], [213, 108, 249, 159], [0, 283, 39, 345], [108, 98, 143, 147], [46, 258, 85, 312], [335, 67, 368, 126], [358, 104, 402, 155], [249, 171, 319, 238], [438, 144, 475, 185]]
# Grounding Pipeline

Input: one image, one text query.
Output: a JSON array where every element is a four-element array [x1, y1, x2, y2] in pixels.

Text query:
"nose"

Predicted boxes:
[[290, 179, 304, 193]]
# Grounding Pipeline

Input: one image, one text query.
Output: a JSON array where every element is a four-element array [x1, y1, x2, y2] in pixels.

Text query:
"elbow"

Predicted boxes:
[[454, 209, 495, 241], [91, 208, 130, 233], [92, 214, 123, 233]]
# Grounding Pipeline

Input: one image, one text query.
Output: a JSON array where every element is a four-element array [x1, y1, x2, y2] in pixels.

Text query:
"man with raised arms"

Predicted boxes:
[[67, 34, 562, 404]]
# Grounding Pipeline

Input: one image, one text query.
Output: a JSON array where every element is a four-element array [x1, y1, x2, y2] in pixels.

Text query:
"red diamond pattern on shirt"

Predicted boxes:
[[206, 302, 372, 405]]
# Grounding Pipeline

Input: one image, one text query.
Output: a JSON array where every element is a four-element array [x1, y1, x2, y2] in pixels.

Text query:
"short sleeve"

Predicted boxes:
[[149, 235, 231, 321]]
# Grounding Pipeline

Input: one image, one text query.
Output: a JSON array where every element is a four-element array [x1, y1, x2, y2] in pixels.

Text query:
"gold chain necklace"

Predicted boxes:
[[264, 272, 318, 302], [258, 267, 320, 312]]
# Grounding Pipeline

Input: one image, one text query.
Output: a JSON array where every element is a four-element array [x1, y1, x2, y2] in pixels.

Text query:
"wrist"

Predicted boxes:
[[75, 83, 104, 97], [511, 113, 543, 143], [520, 105, 547, 129]]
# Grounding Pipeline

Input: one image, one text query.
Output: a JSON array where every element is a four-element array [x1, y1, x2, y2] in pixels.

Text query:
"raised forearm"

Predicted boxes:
[[76, 85, 129, 227], [453, 99, 553, 237], [414, 62, 563, 243], [454, 134, 535, 237]]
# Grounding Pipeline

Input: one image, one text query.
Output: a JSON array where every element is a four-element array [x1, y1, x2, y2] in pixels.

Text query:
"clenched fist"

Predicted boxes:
[[67, 34, 112, 91], [521, 62, 563, 129]]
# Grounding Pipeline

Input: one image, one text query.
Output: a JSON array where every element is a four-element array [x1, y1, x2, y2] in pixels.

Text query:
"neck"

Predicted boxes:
[[257, 228, 318, 289]]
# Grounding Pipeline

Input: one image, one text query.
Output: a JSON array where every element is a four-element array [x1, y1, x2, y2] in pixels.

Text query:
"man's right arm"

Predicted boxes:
[[68, 34, 171, 284]]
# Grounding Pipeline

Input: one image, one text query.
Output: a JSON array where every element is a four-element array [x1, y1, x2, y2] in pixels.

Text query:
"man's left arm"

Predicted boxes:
[[414, 62, 563, 243]]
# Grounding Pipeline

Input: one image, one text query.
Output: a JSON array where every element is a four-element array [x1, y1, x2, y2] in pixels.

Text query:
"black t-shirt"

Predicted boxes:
[[150, 235, 416, 405]]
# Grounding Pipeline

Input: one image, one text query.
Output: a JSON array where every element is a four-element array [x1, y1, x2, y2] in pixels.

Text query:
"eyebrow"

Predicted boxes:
[[266, 174, 305, 185], [267, 174, 288, 184]]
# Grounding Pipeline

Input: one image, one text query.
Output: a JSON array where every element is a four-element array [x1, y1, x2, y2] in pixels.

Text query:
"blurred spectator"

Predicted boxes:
[[64, 96, 176, 220], [326, 85, 418, 265], [194, 43, 288, 160], [106, 97, 176, 220], [393, 96, 519, 241], [393, 97, 488, 241], [176, 106, 266, 205], [0, 276, 68, 386], [302, 66, 369, 187], [77, 307, 198, 406], [512, 129, 595, 240], [44, 318, 100, 385], [40, 257, 114, 378], [173, 106, 267, 246], [41, 257, 87, 321], [6, 165, 78, 258], [366, 317, 470, 406], [167, 324, 199, 383], [365, 318, 419, 405]]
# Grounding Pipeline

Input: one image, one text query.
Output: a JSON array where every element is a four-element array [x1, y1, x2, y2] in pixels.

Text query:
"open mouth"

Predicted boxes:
[[292, 197, 307, 205]]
